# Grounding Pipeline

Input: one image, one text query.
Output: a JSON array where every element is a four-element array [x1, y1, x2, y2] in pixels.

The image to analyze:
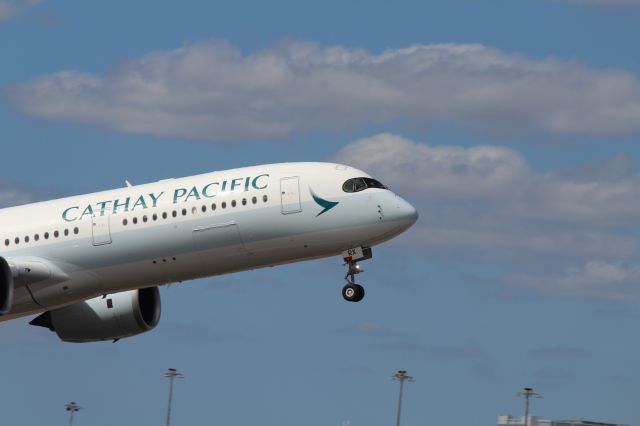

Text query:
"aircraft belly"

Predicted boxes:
[[192, 222, 249, 273]]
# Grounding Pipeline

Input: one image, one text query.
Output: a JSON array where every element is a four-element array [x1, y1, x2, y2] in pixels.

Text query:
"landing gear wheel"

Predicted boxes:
[[342, 283, 365, 302], [340, 253, 371, 303]]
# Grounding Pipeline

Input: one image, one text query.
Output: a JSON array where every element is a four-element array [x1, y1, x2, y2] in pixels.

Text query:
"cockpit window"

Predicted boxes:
[[354, 178, 368, 192], [342, 177, 388, 193], [364, 178, 387, 189]]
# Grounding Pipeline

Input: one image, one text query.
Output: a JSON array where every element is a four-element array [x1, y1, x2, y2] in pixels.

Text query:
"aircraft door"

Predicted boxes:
[[280, 176, 302, 214], [92, 213, 112, 246]]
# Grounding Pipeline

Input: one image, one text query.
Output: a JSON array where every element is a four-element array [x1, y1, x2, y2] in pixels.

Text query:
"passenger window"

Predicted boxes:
[[123, 219, 128, 226], [263, 195, 268, 203], [152, 213, 158, 221], [242, 198, 247, 206], [231, 200, 237, 207], [133, 217, 138, 224], [54, 231, 59, 238], [34, 234, 40, 241], [44, 232, 49, 239], [182, 208, 187, 216], [64, 229, 69, 236], [252, 196, 257, 204], [191, 207, 197, 215], [201, 205, 207, 213], [211, 203, 216, 211], [74, 227, 79, 235], [15, 237, 19, 244], [143, 215, 148, 223], [172, 210, 177, 218], [25, 236, 30, 243], [4, 239, 9, 246], [221, 202, 227, 209], [163, 212, 168, 219]]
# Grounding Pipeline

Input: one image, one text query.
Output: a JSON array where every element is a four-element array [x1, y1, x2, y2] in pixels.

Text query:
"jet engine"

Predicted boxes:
[[30, 287, 161, 343], [0, 257, 13, 315]]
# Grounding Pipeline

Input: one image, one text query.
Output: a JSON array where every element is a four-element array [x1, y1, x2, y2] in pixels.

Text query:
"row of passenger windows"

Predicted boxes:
[[5, 227, 79, 247], [2, 194, 268, 247], [122, 195, 268, 227]]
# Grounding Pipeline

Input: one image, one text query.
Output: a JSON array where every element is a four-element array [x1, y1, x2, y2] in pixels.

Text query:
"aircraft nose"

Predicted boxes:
[[399, 198, 419, 226], [389, 195, 418, 228]]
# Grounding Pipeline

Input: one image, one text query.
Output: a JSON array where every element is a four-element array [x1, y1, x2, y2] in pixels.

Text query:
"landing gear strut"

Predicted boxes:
[[342, 261, 365, 302], [341, 246, 372, 302]]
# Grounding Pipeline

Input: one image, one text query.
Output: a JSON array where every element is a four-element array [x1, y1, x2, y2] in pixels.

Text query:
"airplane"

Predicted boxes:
[[0, 162, 418, 342]]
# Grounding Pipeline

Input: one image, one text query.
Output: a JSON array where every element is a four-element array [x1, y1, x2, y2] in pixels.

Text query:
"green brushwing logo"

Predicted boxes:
[[310, 189, 339, 217]]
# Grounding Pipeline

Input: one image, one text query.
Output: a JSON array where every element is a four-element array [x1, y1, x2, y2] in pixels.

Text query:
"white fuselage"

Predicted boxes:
[[0, 162, 417, 321]]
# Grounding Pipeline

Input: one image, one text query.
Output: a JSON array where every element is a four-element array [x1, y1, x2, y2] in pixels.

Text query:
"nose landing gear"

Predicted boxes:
[[342, 261, 365, 302], [341, 247, 372, 303]]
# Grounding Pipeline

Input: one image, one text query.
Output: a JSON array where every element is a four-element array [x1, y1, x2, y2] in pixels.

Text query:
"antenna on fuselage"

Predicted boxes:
[[125, 180, 133, 187]]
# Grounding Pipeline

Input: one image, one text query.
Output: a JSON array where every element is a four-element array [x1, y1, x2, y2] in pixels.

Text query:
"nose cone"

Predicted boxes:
[[380, 193, 418, 231], [365, 192, 418, 245], [395, 196, 419, 229]]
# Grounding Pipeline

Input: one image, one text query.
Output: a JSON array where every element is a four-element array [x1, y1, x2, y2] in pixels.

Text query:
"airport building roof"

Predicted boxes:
[[498, 415, 628, 426]]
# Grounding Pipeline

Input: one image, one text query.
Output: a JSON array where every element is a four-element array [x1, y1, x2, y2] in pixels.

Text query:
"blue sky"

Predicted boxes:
[[2, 1, 640, 425]]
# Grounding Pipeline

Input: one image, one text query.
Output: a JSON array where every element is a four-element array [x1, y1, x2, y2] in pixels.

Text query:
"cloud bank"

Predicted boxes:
[[0, 180, 35, 207], [10, 40, 640, 141], [338, 133, 640, 227], [508, 260, 640, 301], [337, 133, 640, 301]]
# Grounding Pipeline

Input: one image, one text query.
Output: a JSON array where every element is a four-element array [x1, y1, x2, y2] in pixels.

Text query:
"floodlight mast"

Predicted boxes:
[[392, 370, 415, 426], [516, 387, 541, 426], [65, 401, 81, 426], [164, 368, 184, 426]]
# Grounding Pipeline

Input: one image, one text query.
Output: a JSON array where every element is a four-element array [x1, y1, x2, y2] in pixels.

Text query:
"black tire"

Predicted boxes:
[[353, 284, 365, 302], [342, 284, 357, 302], [342, 283, 365, 302]]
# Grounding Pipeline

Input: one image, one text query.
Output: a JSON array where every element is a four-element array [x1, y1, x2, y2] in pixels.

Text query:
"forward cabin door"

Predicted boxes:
[[280, 176, 302, 214], [91, 213, 112, 246]]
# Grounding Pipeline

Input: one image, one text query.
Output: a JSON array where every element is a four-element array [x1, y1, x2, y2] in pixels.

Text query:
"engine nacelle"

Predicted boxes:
[[0, 257, 14, 315], [30, 287, 161, 343]]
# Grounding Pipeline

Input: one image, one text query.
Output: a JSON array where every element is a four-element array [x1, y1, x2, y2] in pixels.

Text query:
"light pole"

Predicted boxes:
[[517, 387, 541, 426], [65, 401, 81, 426], [165, 368, 184, 426], [392, 370, 414, 426]]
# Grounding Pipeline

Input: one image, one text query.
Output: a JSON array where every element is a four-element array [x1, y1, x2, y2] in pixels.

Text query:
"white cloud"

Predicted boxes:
[[338, 133, 640, 227], [9, 40, 640, 141], [509, 261, 640, 301], [0, 179, 56, 208], [0, 0, 39, 21], [0, 181, 33, 207], [337, 133, 529, 199]]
